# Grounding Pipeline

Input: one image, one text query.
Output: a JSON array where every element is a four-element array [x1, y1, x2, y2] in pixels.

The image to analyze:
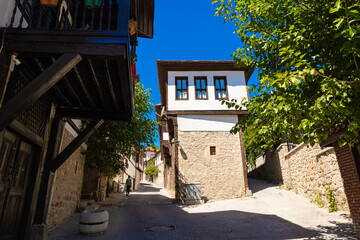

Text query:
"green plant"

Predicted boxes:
[[326, 186, 338, 212], [213, 0, 360, 158], [313, 191, 326, 208], [85, 83, 157, 177], [145, 159, 161, 182]]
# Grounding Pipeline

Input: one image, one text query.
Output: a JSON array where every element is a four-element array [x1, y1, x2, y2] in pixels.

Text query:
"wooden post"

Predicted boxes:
[[34, 113, 62, 224], [50, 119, 104, 172]]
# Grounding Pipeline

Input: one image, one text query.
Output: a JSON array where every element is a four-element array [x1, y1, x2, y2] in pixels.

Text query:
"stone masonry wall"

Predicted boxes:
[[178, 131, 246, 201], [249, 143, 349, 211], [48, 129, 86, 226]]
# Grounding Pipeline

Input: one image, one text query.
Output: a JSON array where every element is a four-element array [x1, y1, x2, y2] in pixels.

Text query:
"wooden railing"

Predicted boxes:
[[10, 0, 129, 33]]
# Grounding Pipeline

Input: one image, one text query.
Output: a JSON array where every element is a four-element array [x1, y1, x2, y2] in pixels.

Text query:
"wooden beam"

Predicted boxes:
[[5, 39, 127, 56], [50, 119, 104, 171], [87, 59, 106, 107], [104, 60, 120, 111], [56, 107, 132, 121], [73, 66, 97, 108], [9, 120, 44, 147], [166, 110, 250, 116], [116, 58, 132, 113], [0, 53, 82, 132], [33, 58, 73, 107], [320, 128, 347, 148], [50, 57, 85, 108], [66, 119, 80, 134]]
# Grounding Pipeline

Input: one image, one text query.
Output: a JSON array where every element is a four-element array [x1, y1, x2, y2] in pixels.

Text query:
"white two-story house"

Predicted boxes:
[[155, 60, 254, 202]]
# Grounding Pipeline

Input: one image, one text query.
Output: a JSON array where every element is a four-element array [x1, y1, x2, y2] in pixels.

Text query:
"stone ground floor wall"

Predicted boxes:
[[249, 143, 349, 211], [177, 131, 246, 201], [81, 167, 108, 202], [48, 129, 86, 226]]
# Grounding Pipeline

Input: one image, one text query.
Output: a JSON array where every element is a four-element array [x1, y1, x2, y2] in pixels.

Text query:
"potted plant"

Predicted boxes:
[[40, 0, 59, 7], [129, 20, 137, 36], [85, 0, 102, 8]]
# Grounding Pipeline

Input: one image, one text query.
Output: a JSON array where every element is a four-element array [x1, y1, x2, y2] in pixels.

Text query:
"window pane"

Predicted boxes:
[[201, 80, 206, 89], [196, 80, 200, 89], [196, 91, 201, 99], [221, 90, 226, 98], [177, 91, 182, 99], [182, 80, 187, 89], [215, 80, 220, 89], [202, 91, 206, 98], [220, 80, 225, 89], [216, 90, 221, 99], [177, 80, 181, 90], [182, 91, 187, 98]]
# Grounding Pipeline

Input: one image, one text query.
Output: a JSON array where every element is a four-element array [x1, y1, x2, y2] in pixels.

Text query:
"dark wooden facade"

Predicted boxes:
[[0, 0, 154, 239]]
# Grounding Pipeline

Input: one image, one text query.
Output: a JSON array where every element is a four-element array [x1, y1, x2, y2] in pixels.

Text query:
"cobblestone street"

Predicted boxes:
[[49, 180, 356, 240]]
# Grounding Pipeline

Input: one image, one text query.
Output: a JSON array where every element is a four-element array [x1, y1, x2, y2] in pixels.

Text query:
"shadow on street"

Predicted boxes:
[[46, 182, 357, 240]]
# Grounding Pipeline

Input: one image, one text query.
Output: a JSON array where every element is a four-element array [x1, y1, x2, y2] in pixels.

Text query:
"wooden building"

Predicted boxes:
[[0, 0, 154, 239]]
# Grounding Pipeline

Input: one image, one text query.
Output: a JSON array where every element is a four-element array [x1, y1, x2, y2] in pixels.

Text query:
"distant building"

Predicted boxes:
[[155, 60, 254, 202], [119, 152, 145, 191]]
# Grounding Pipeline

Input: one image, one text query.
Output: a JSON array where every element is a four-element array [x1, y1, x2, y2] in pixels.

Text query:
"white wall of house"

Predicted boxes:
[[167, 71, 248, 111], [0, 2, 28, 27], [178, 115, 238, 132], [154, 152, 162, 166]]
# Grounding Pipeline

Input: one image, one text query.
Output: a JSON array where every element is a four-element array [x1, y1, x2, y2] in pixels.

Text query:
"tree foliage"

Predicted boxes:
[[144, 159, 161, 181], [85, 83, 157, 176], [213, 0, 360, 157]]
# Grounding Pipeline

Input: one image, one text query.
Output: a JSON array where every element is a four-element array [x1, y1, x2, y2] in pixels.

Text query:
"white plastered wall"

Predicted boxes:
[[167, 71, 248, 111], [0, 2, 28, 28], [177, 115, 238, 132]]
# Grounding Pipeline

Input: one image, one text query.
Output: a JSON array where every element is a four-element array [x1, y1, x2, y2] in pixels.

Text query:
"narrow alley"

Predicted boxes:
[[49, 180, 356, 240]]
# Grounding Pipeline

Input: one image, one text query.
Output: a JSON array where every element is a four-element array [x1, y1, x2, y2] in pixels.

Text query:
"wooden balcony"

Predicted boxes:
[[0, 0, 154, 125]]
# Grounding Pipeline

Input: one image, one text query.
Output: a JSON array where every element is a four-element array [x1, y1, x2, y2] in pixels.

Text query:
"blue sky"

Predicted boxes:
[[136, 0, 258, 146]]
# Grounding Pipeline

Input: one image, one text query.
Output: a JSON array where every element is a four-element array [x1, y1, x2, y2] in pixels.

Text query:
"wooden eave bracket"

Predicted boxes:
[[50, 119, 104, 172], [0, 53, 82, 132]]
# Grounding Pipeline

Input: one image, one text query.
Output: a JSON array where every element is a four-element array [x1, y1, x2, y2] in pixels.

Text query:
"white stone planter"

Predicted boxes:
[[79, 210, 109, 235]]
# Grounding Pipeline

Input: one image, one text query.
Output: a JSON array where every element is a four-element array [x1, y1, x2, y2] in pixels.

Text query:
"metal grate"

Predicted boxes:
[[17, 97, 51, 137], [5, 65, 52, 138]]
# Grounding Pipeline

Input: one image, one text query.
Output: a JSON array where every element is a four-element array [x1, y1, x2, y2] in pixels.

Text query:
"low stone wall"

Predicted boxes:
[[178, 131, 246, 201], [48, 129, 86, 226], [249, 143, 349, 211]]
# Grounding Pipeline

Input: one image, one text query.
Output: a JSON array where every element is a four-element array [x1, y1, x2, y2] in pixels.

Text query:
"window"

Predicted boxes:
[[214, 77, 228, 99], [176, 77, 188, 100], [210, 146, 216, 155], [195, 77, 207, 99]]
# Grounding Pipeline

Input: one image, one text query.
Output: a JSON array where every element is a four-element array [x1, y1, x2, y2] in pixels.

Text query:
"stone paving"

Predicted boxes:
[[49, 179, 356, 240]]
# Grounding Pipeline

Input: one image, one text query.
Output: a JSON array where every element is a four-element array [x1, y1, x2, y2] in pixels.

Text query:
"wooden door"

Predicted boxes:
[[0, 130, 35, 240]]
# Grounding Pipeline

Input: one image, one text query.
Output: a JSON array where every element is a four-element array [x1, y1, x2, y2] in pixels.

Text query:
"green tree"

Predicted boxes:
[[85, 83, 157, 176], [144, 159, 161, 182], [213, 0, 360, 155]]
